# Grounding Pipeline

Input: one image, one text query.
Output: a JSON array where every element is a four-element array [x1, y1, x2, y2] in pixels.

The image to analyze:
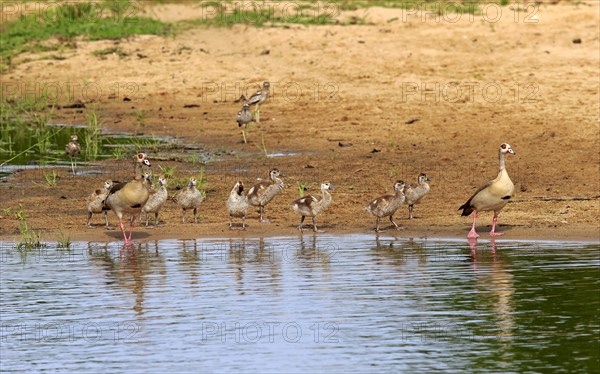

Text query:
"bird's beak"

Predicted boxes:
[[329, 185, 334, 191]]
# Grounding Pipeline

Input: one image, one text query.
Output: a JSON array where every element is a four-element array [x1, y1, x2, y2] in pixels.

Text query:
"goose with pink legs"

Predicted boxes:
[[459, 143, 515, 238]]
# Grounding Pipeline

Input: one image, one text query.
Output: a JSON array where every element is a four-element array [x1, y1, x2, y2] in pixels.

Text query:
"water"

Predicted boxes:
[[0, 124, 221, 179], [1, 235, 599, 373]]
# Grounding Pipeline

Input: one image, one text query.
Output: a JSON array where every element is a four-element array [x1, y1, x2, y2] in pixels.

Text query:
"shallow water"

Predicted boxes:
[[0, 124, 218, 180], [1, 235, 599, 373]]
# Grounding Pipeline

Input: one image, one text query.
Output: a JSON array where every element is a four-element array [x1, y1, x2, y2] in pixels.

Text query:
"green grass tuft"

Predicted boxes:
[[1, 0, 172, 71]]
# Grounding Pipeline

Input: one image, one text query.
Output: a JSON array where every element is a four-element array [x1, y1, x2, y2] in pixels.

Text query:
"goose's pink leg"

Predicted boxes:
[[119, 221, 129, 243], [467, 211, 479, 239], [489, 212, 504, 236], [128, 215, 136, 241]]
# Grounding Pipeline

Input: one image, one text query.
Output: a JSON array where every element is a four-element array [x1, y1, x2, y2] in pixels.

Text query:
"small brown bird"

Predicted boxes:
[[226, 180, 248, 230], [365, 180, 406, 232], [86, 179, 113, 228], [174, 177, 204, 224], [236, 103, 254, 144], [291, 182, 334, 233], [142, 175, 168, 227], [247, 169, 284, 223], [245, 81, 270, 122], [403, 173, 431, 219], [65, 135, 81, 174]]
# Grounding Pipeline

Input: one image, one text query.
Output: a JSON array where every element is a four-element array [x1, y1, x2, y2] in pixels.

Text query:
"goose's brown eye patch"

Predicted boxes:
[[501, 144, 507, 149]]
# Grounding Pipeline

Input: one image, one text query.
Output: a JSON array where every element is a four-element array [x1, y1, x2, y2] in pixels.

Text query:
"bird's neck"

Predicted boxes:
[[498, 150, 506, 171], [321, 189, 332, 207], [272, 176, 284, 189], [134, 161, 143, 177]]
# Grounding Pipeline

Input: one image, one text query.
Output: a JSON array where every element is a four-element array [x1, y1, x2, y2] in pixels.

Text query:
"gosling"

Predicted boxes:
[[247, 169, 284, 223], [226, 180, 248, 230], [142, 175, 168, 227], [86, 179, 113, 228], [290, 182, 334, 233], [174, 177, 203, 224], [403, 173, 431, 219], [365, 180, 406, 232]]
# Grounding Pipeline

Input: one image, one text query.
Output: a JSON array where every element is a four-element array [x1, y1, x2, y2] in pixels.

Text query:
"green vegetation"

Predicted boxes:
[[43, 170, 59, 186], [179, 2, 336, 28], [56, 230, 72, 249], [84, 109, 102, 159], [91, 46, 129, 59], [1, 96, 176, 168], [1, 0, 172, 72], [305, 0, 501, 13], [159, 164, 177, 179], [15, 204, 45, 250], [297, 181, 313, 197], [134, 109, 148, 129], [197, 167, 208, 198], [0, 95, 60, 166], [255, 133, 268, 157], [112, 145, 126, 160], [1, 0, 514, 72]]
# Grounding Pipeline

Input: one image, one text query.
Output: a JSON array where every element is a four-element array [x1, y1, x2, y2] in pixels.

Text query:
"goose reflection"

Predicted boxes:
[[226, 237, 282, 295], [87, 241, 165, 316], [468, 238, 515, 346], [371, 234, 430, 267], [294, 234, 336, 267], [180, 239, 201, 287]]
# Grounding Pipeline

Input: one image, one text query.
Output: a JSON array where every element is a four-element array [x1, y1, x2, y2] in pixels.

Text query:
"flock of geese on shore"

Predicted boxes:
[[71, 144, 515, 245], [81, 153, 435, 245], [66, 81, 515, 245]]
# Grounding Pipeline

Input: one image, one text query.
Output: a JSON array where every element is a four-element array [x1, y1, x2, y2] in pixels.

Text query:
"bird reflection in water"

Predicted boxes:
[[88, 241, 165, 316], [180, 239, 201, 287], [468, 238, 515, 349], [226, 237, 282, 296]]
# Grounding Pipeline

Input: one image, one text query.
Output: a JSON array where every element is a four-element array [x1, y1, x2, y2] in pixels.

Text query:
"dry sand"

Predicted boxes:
[[1, 2, 598, 243]]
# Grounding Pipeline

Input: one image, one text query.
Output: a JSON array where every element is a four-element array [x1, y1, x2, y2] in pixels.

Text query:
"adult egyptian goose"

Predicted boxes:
[[291, 182, 334, 233], [459, 143, 515, 238], [236, 103, 254, 144], [174, 177, 203, 224], [226, 180, 249, 230], [365, 180, 406, 232], [403, 173, 431, 219], [104, 153, 151, 244], [65, 135, 81, 174], [247, 168, 284, 223], [245, 81, 270, 122], [142, 175, 168, 227], [86, 179, 113, 228]]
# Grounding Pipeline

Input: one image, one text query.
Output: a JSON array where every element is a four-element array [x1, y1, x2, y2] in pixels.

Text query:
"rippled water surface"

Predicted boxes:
[[2, 235, 599, 373]]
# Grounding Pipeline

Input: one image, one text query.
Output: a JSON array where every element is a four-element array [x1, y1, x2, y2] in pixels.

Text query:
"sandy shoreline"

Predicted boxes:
[[1, 2, 599, 245], [1, 219, 598, 244]]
